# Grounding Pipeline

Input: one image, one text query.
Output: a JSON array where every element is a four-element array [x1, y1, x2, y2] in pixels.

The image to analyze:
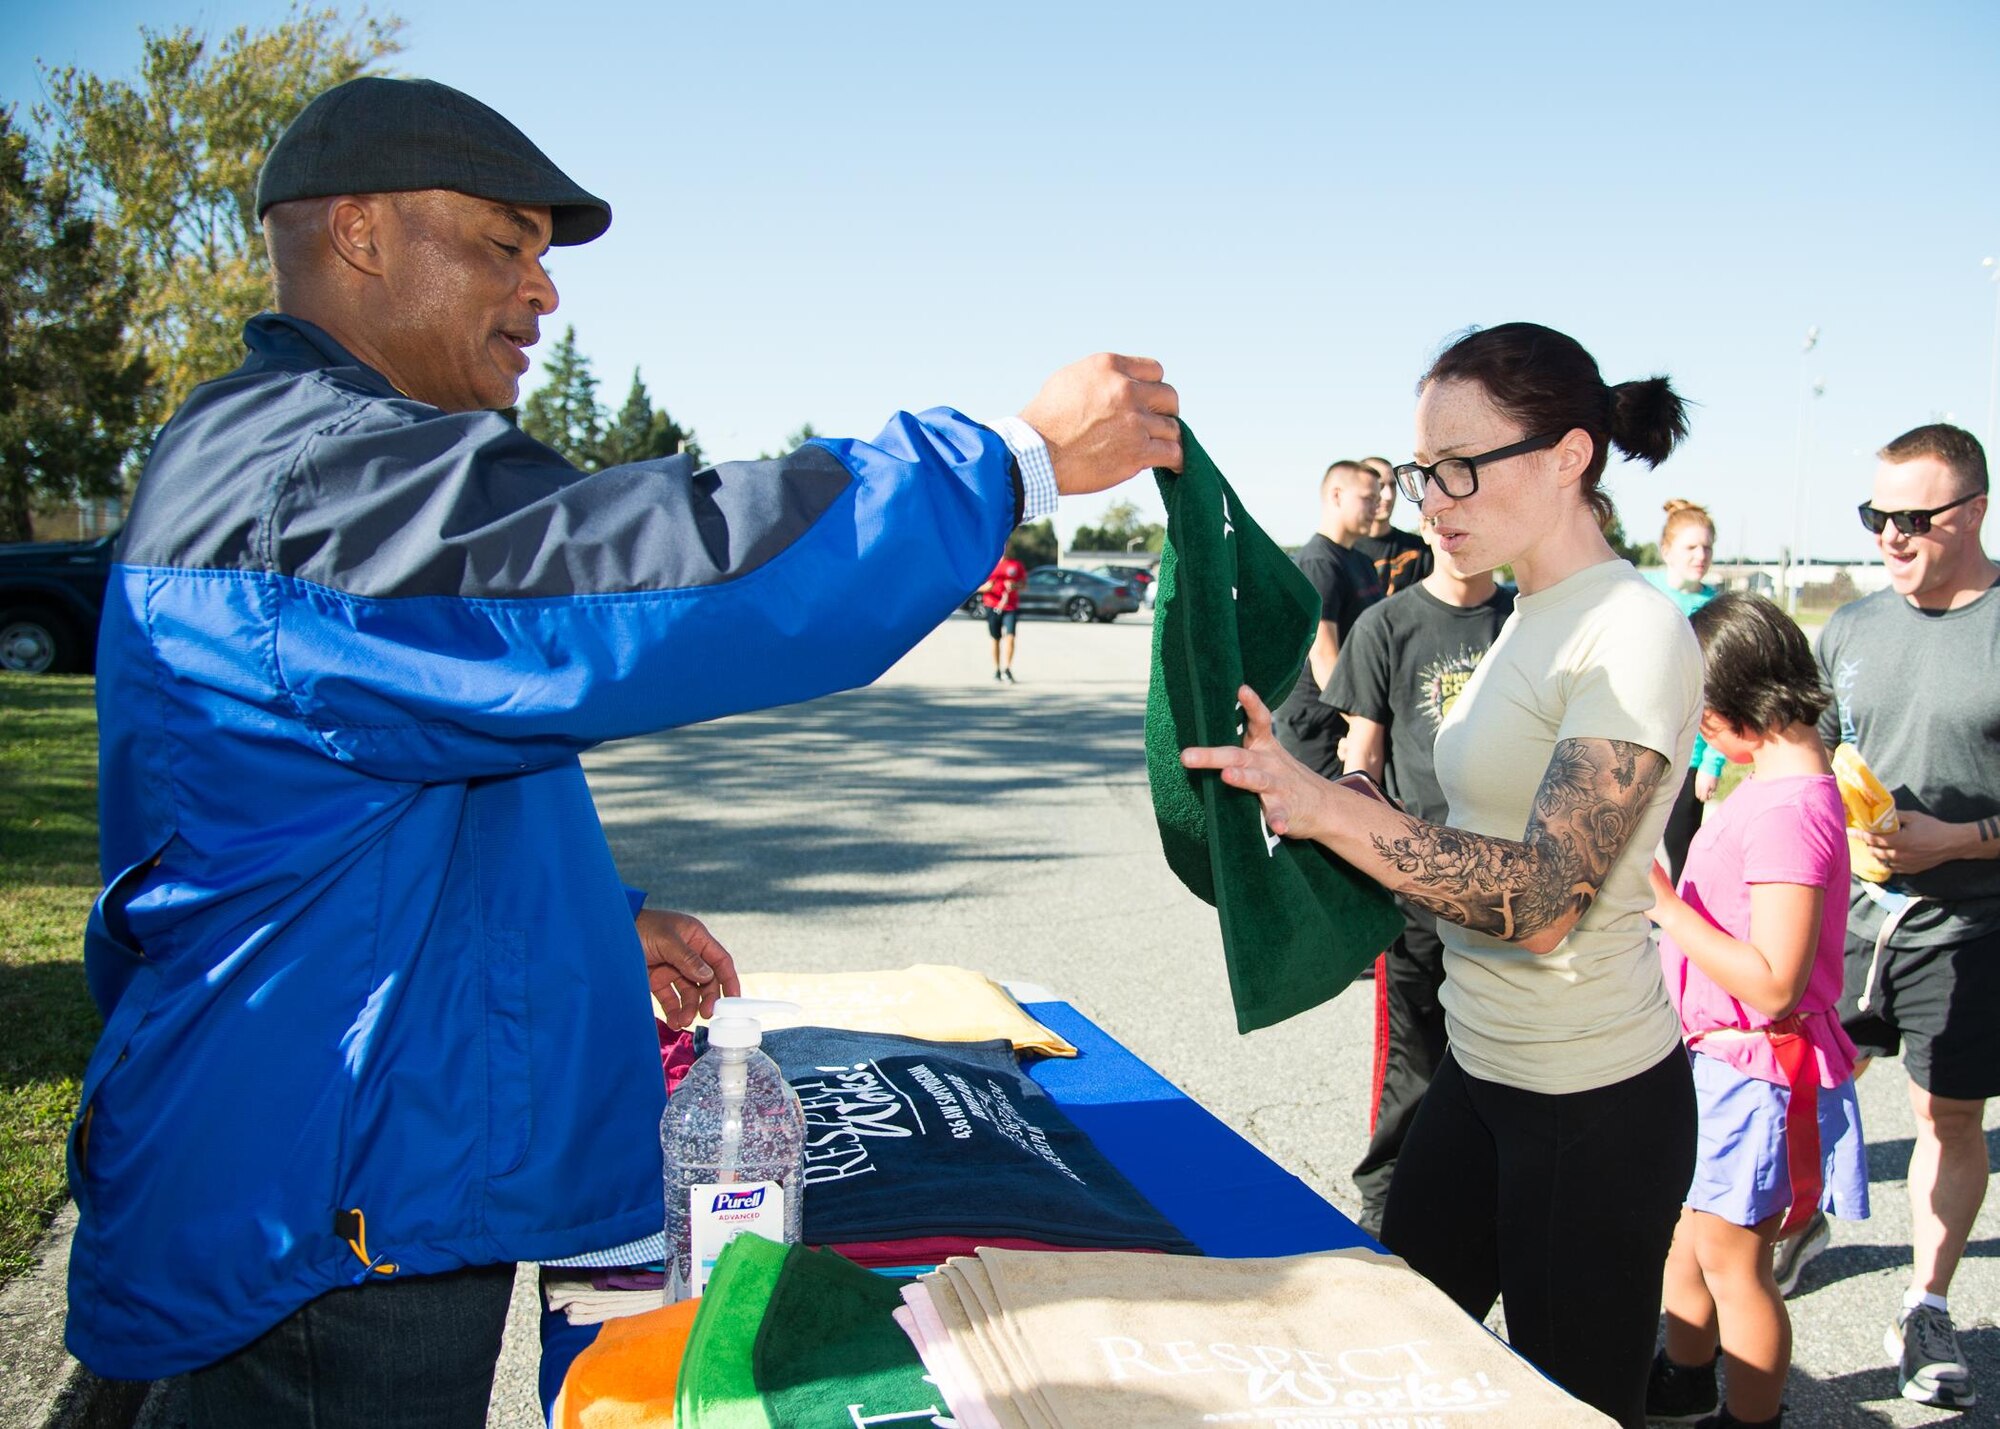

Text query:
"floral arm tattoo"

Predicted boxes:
[[1368, 738, 1669, 944]]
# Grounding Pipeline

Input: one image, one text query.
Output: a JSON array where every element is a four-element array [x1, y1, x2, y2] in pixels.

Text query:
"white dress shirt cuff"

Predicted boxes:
[[990, 416, 1058, 524]]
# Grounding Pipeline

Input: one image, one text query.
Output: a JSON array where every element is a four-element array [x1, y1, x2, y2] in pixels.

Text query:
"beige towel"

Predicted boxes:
[[730, 965, 1077, 1057], [927, 1262, 1039, 1429], [941, 1258, 1062, 1429], [944, 1247, 1615, 1427]]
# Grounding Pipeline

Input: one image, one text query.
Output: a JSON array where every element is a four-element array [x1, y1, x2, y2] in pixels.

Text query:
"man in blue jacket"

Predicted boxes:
[[70, 75, 1179, 1425]]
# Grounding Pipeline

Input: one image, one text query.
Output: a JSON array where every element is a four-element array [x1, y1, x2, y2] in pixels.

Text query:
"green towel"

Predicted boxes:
[[676, 1234, 786, 1429], [1146, 422, 1403, 1033], [752, 1246, 946, 1426]]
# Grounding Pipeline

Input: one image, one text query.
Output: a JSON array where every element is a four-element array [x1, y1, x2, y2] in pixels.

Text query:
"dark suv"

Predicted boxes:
[[0, 532, 116, 674]]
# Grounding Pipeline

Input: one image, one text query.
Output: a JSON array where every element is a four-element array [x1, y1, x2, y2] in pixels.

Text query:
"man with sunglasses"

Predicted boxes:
[[1812, 423, 1999, 1410]]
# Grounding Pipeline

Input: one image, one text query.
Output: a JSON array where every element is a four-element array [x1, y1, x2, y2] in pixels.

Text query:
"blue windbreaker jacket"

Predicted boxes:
[[68, 314, 1020, 1378]]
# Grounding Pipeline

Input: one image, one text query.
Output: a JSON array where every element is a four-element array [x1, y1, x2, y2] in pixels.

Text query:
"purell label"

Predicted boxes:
[[687, 1179, 784, 1296]]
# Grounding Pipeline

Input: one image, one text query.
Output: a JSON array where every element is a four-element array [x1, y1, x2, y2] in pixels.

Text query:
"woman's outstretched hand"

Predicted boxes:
[[1179, 684, 1331, 843]]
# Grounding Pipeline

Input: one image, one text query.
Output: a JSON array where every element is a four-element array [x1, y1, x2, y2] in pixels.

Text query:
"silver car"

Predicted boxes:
[[1017, 565, 1141, 623]]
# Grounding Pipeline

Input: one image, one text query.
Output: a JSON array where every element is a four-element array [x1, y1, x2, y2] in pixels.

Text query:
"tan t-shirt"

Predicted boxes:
[[1431, 558, 1699, 1094]]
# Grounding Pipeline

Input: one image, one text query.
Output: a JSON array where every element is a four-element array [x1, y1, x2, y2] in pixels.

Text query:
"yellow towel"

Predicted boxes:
[[728, 966, 1077, 1058], [1833, 743, 1898, 883], [551, 1298, 699, 1429]]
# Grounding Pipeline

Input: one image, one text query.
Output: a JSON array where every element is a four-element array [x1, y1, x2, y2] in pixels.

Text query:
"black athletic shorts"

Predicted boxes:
[[1839, 892, 2000, 1101], [984, 607, 1018, 638]]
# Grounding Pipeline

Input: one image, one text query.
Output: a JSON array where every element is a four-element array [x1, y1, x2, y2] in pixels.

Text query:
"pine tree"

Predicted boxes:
[[600, 368, 703, 468], [759, 423, 820, 460], [0, 111, 151, 541], [519, 326, 605, 469]]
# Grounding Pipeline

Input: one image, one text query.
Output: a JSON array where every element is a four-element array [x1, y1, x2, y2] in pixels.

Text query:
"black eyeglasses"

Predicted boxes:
[[1856, 490, 1980, 536], [1391, 430, 1567, 503]]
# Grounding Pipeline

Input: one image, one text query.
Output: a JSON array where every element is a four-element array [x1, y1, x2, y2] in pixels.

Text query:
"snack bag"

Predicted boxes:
[[1833, 742, 1897, 883]]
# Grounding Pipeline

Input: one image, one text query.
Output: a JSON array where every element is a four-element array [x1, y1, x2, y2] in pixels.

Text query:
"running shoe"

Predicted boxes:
[[1645, 1347, 1719, 1424], [1887, 1302, 1977, 1408], [1772, 1211, 1828, 1298], [1001, 667, 1015, 683]]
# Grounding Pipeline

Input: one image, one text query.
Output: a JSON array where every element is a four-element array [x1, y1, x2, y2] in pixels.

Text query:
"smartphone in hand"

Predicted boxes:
[[1332, 770, 1400, 809]]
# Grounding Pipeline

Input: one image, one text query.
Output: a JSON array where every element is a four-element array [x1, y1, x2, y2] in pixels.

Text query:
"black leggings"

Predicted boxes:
[[1380, 1046, 1696, 1429]]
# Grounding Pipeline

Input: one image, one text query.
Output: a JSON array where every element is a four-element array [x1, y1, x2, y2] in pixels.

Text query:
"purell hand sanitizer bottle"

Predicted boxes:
[[663, 998, 805, 1300]]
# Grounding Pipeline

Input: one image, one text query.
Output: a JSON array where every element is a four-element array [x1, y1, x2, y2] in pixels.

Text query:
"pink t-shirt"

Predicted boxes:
[[1658, 773, 1857, 1088]]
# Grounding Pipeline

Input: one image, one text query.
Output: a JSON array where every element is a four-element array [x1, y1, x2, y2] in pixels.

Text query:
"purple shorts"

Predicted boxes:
[[1686, 1051, 1870, 1228]]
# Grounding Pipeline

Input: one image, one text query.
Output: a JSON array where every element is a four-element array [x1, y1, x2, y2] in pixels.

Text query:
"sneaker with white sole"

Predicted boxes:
[[1772, 1211, 1829, 1298], [1887, 1302, 1977, 1409]]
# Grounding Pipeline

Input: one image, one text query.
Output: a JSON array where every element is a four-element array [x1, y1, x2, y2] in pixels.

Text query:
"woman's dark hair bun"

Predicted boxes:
[[1421, 322, 1693, 525], [1608, 377, 1690, 469]]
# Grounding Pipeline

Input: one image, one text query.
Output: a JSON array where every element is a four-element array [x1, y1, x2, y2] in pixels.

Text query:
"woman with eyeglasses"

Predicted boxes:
[[1185, 322, 1702, 1428]]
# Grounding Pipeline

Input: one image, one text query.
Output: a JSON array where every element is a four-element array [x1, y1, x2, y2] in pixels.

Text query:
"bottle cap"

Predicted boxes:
[[705, 997, 799, 1049]]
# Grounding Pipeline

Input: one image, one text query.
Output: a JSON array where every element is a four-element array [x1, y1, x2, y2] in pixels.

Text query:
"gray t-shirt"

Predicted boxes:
[[1324, 582, 1516, 825], [1816, 579, 2000, 938]]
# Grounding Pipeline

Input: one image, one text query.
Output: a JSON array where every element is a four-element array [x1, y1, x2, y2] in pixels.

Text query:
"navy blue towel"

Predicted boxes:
[[760, 1027, 1197, 1255]]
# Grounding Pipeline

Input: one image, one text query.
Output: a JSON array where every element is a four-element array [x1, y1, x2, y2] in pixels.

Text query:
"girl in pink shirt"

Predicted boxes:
[[1645, 593, 1869, 1429]]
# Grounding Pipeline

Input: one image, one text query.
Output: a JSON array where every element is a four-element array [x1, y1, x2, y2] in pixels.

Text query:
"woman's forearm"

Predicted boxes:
[[1317, 738, 1669, 955]]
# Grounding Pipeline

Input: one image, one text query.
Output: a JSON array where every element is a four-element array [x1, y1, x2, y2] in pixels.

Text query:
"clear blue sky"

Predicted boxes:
[[10, 1, 1999, 561]]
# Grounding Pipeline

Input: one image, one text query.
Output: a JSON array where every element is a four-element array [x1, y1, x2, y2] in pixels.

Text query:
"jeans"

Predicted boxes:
[[1380, 1046, 1696, 1429], [186, 1262, 516, 1429]]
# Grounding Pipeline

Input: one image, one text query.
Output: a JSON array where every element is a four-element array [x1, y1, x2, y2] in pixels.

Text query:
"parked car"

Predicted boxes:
[[1088, 563, 1157, 606], [1017, 565, 1141, 623], [0, 532, 116, 674]]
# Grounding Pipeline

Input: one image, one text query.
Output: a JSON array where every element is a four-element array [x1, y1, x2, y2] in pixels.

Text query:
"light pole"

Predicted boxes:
[[1787, 326, 1820, 614], [1983, 257, 1998, 457]]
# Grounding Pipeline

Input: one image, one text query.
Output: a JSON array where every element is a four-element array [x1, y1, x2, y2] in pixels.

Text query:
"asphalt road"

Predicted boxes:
[[486, 606, 2000, 1429]]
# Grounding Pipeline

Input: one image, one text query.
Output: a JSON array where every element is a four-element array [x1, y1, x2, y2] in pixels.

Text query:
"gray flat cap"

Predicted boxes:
[[256, 76, 611, 245]]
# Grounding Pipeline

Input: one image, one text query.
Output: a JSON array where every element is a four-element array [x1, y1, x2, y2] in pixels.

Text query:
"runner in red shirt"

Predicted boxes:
[[978, 555, 1026, 682]]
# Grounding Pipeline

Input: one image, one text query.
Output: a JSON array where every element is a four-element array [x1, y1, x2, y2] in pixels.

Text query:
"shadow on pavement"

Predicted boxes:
[[586, 680, 1152, 915], [1793, 1237, 2000, 1298], [1863, 1128, 2000, 1186]]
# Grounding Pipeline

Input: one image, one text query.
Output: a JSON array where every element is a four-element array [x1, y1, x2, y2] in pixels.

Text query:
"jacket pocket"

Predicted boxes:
[[484, 927, 532, 1177], [71, 850, 171, 1215]]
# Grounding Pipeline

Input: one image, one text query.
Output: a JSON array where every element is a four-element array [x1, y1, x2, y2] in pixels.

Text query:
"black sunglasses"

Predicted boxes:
[[1391, 430, 1567, 503], [1856, 490, 1979, 536]]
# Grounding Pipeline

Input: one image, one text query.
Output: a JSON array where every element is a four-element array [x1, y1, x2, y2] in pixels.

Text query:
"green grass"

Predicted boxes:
[[0, 676, 102, 1283]]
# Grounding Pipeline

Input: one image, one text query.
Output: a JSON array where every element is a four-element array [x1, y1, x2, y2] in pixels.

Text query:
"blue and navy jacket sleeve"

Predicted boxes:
[[69, 314, 1023, 1379], [113, 315, 1018, 785]]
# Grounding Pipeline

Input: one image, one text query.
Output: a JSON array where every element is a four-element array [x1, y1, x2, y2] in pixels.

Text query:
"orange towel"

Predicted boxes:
[[552, 1298, 699, 1429]]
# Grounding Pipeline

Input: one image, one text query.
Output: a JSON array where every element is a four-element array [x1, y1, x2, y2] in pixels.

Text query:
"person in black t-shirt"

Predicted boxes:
[[1325, 521, 1515, 1236], [1353, 455, 1433, 596], [1274, 459, 1385, 776]]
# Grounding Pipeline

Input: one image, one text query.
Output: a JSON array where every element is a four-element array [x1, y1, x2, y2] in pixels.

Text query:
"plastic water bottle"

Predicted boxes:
[[662, 998, 806, 1300]]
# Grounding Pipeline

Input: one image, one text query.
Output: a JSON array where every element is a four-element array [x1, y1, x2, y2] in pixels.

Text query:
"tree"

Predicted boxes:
[[520, 326, 605, 468], [1602, 508, 1659, 568], [760, 423, 820, 460], [36, 6, 405, 430], [1071, 498, 1164, 555], [0, 111, 150, 542], [600, 368, 702, 468], [1006, 519, 1057, 569]]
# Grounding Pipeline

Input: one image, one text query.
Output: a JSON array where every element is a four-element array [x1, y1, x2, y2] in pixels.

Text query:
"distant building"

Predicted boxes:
[[1645, 558, 1890, 612], [1064, 549, 1162, 572]]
